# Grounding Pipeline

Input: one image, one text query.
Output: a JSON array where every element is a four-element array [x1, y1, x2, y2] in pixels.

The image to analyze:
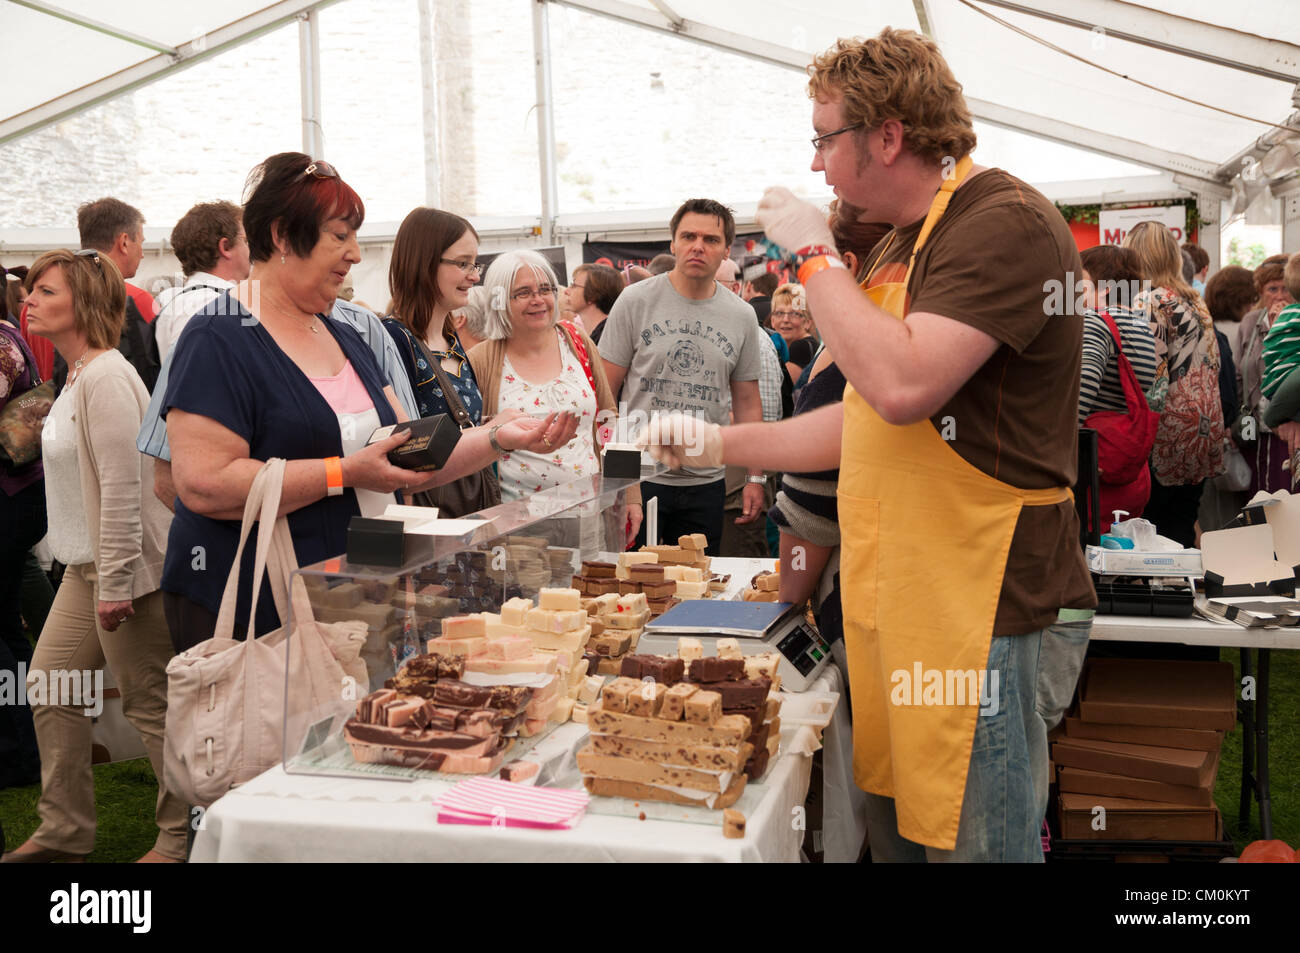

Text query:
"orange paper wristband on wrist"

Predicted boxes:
[[797, 254, 846, 286], [324, 456, 343, 497]]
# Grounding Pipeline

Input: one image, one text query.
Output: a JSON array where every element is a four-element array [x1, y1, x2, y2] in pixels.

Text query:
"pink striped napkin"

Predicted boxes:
[[433, 777, 588, 829]]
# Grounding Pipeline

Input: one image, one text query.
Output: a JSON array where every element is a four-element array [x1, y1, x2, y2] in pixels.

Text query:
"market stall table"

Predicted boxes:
[[191, 721, 818, 863], [1090, 613, 1300, 839]]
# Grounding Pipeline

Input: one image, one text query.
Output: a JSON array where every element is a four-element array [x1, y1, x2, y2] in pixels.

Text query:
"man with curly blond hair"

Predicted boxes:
[[645, 28, 1096, 861]]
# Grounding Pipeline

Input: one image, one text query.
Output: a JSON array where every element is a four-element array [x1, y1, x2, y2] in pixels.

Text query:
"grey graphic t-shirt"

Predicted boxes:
[[599, 273, 763, 485]]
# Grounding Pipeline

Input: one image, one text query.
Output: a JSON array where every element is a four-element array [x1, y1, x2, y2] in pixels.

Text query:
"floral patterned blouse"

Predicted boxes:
[[382, 318, 483, 424], [1134, 285, 1225, 485], [496, 328, 599, 502]]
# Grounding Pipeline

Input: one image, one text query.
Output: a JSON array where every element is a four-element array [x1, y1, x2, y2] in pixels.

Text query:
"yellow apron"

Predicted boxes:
[[839, 155, 1069, 850]]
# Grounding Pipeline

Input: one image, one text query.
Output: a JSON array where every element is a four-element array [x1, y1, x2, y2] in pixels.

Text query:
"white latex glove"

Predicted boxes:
[[639, 412, 724, 469], [757, 187, 835, 254]]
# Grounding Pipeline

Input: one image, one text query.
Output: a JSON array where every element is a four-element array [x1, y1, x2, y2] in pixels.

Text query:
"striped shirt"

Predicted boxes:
[[1077, 304, 1161, 425], [771, 354, 844, 547], [1262, 302, 1300, 399]]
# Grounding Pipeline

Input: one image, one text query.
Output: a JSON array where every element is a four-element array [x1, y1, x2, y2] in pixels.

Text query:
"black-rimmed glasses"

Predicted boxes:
[[811, 121, 867, 155]]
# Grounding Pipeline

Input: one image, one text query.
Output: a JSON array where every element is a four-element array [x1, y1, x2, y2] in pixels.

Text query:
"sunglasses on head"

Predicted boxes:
[[301, 160, 339, 180], [75, 248, 104, 272]]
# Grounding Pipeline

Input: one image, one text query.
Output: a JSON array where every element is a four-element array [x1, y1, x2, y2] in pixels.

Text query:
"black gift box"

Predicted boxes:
[[602, 446, 642, 480], [368, 414, 461, 472], [346, 517, 432, 568]]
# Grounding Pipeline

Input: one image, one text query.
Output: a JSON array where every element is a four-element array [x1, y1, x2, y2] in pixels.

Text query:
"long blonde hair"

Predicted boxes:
[[1123, 221, 1198, 303]]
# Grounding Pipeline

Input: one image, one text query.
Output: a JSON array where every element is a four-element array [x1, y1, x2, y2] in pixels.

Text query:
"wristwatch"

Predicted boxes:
[[746, 475, 767, 486], [488, 424, 506, 454]]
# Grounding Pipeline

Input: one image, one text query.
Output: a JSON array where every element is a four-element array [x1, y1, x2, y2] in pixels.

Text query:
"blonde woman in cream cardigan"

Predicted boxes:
[[2, 249, 185, 864], [469, 250, 641, 549]]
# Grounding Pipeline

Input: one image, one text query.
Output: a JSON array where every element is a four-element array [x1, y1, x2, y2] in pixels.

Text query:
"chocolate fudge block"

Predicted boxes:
[[744, 747, 771, 780], [618, 580, 643, 596], [582, 560, 617, 578], [641, 581, 676, 600], [685, 657, 745, 683], [619, 654, 684, 684], [433, 679, 493, 708], [399, 652, 465, 681], [629, 564, 666, 583]]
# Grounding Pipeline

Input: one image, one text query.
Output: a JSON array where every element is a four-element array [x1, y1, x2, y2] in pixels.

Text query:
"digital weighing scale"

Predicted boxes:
[[637, 600, 832, 692]]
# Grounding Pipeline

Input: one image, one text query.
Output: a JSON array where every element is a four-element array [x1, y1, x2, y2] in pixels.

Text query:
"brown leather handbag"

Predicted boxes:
[[409, 336, 500, 517], [0, 323, 54, 471]]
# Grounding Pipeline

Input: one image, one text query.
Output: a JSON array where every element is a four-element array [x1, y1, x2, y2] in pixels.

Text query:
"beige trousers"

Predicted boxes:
[[27, 564, 187, 859]]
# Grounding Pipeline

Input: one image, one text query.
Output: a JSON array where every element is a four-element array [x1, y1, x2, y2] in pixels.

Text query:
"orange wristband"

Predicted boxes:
[[324, 456, 343, 497], [797, 254, 846, 286]]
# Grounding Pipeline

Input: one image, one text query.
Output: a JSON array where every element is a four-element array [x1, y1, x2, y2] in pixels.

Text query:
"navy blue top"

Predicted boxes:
[[382, 319, 483, 425], [161, 302, 399, 638]]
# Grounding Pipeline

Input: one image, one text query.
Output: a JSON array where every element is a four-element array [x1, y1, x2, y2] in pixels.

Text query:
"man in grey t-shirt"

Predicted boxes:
[[600, 199, 767, 554]]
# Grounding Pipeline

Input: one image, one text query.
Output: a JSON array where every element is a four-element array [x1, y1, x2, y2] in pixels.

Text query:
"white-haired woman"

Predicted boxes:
[[467, 251, 641, 547], [770, 282, 817, 382]]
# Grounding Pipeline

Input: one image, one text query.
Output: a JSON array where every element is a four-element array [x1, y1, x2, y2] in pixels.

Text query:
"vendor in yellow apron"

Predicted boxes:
[[839, 154, 1069, 850]]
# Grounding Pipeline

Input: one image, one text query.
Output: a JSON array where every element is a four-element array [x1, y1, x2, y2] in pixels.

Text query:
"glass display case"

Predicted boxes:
[[280, 466, 656, 780]]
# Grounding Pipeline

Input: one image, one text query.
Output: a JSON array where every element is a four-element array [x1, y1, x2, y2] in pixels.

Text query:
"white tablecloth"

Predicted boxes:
[[192, 722, 814, 863]]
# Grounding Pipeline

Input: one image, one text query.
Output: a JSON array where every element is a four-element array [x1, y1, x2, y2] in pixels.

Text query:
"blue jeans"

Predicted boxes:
[[863, 620, 1091, 862]]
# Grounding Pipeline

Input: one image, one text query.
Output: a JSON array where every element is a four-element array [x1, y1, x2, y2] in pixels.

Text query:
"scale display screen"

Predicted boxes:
[[778, 621, 826, 676]]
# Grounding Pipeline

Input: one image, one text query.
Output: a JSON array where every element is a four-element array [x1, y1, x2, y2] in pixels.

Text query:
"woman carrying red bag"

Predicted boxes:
[[1077, 245, 1165, 531]]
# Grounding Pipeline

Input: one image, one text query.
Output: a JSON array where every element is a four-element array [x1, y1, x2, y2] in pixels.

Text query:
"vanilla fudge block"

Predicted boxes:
[[526, 607, 588, 634], [685, 690, 723, 726], [677, 637, 703, 661], [756, 573, 781, 592], [592, 592, 621, 613], [590, 734, 753, 772], [626, 681, 668, 717], [744, 653, 781, 680], [442, 615, 487, 639], [596, 657, 623, 676], [742, 588, 778, 602], [324, 582, 364, 608], [485, 619, 524, 640], [674, 580, 709, 599], [716, 638, 742, 660], [677, 533, 707, 551], [566, 657, 590, 685], [577, 749, 731, 792], [539, 587, 582, 611], [463, 653, 558, 675], [551, 696, 576, 722], [588, 702, 750, 744], [518, 717, 550, 737], [487, 635, 532, 660], [660, 682, 700, 721], [722, 809, 746, 839], [500, 597, 534, 627], [617, 592, 649, 613], [425, 635, 486, 658], [678, 567, 703, 583], [572, 703, 589, 724], [523, 625, 591, 654], [531, 673, 563, 703], [582, 773, 746, 810], [607, 609, 650, 630], [588, 617, 606, 637], [536, 645, 583, 672], [599, 677, 641, 713], [619, 551, 660, 567], [578, 675, 604, 705]]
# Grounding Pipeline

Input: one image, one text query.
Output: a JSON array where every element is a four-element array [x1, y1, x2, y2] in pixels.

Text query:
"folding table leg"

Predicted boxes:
[[1256, 649, 1272, 840], [1237, 647, 1255, 833]]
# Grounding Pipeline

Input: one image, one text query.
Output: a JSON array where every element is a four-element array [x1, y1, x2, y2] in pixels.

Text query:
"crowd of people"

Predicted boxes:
[[1, 25, 1297, 864]]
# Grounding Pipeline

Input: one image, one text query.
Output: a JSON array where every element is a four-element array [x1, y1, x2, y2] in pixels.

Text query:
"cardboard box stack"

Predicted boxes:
[[1052, 659, 1234, 843], [576, 650, 783, 809]]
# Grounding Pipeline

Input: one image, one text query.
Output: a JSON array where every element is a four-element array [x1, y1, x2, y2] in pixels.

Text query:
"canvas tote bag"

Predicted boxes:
[[163, 458, 368, 807]]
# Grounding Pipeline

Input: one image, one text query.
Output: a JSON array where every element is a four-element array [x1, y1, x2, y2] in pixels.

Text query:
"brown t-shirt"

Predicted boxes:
[[862, 168, 1097, 635]]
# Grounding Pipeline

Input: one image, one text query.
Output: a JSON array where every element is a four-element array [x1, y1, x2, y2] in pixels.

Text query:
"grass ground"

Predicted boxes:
[[3, 647, 1297, 862]]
